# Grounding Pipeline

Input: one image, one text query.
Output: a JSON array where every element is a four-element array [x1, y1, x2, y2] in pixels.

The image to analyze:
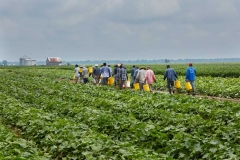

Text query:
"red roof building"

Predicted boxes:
[[46, 57, 62, 66]]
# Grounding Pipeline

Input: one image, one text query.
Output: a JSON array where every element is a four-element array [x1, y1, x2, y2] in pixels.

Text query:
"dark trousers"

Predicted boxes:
[[102, 77, 109, 85], [83, 78, 88, 83], [167, 80, 174, 93]]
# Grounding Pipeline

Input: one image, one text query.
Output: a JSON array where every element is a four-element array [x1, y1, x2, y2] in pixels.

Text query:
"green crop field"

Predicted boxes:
[[0, 63, 239, 159]]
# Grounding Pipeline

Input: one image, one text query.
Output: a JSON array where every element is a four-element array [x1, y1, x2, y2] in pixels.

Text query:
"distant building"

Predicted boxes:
[[19, 56, 36, 66], [46, 57, 62, 66]]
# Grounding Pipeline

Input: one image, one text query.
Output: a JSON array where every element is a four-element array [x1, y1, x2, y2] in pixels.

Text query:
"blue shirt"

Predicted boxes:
[[164, 68, 178, 81], [108, 67, 112, 76], [131, 67, 136, 77], [100, 66, 110, 78], [186, 67, 196, 81], [133, 69, 139, 80], [93, 67, 101, 76]]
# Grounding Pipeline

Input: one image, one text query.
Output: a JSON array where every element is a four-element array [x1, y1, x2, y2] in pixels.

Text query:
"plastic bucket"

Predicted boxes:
[[175, 80, 181, 89], [79, 68, 83, 73], [143, 84, 150, 92], [133, 83, 140, 90], [73, 75, 76, 80], [108, 77, 114, 85], [126, 81, 130, 88], [88, 67, 93, 74], [185, 82, 192, 91]]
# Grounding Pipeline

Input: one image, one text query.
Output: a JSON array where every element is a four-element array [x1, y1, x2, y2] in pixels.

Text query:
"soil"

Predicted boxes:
[[152, 90, 240, 103]]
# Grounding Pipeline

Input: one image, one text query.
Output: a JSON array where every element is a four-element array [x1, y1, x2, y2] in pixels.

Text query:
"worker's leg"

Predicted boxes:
[[167, 80, 171, 94]]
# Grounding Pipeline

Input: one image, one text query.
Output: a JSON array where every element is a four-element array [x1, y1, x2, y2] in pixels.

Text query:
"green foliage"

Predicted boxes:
[[153, 75, 240, 98], [2, 62, 240, 77], [0, 121, 48, 159], [0, 68, 240, 159], [127, 63, 240, 77]]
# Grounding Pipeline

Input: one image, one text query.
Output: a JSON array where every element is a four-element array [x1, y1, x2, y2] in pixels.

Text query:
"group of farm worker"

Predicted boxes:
[[74, 62, 196, 95], [163, 63, 196, 95]]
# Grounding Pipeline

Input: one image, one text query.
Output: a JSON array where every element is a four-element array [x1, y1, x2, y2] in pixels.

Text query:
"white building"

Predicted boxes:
[[19, 56, 36, 66]]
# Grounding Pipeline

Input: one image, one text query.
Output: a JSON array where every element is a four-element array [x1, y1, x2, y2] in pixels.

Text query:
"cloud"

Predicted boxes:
[[177, 0, 239, 23], [0, 0, 240, 61], [105, 0, 180, 24]]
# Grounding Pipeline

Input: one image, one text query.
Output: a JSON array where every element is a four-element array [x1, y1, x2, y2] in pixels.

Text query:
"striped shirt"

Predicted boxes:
[[118, 67, 127, 80]]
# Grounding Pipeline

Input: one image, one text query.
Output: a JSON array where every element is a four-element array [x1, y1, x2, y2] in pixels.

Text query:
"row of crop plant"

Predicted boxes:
[[3, 67, 240, 98], [0, 120, 48, 159], [0, 68, 239, 159]]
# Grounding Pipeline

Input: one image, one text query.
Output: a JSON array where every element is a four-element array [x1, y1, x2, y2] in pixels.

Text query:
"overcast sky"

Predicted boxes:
[[0, 0, 240, 61]]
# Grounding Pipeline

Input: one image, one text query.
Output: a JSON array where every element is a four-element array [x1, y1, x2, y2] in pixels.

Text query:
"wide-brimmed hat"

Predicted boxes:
[[95, 64, 98, 66]]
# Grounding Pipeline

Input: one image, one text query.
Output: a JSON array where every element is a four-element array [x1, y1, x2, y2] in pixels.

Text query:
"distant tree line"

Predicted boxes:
[[61, 58, 240, 65], [2, 58, 240, 66]]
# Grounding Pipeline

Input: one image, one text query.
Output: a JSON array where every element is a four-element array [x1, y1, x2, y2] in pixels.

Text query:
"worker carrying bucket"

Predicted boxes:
[[164, 65, 178, 94], [185, 63, 197, 95]]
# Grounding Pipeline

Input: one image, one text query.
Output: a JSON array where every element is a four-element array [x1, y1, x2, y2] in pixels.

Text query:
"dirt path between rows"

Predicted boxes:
[[152, 90, 240, 103]]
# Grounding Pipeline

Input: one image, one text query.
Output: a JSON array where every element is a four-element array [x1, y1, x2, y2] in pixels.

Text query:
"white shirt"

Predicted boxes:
[[74, 67, 80, 77]]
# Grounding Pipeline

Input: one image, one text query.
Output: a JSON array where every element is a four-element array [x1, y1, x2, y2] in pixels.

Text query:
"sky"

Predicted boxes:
[[0, 0, 240, 62]]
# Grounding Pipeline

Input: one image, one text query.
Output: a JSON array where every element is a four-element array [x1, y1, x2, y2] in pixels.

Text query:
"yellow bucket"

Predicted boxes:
[[143, 84, 150, 92], [133, 83, 140, 90], [108, 77, 114, 85], [73, 75, 76, 80], [79, 68, 83, 73], [185, 82, 192, 91], [175, 80, 181, 89], [88, 67, 93, 74]]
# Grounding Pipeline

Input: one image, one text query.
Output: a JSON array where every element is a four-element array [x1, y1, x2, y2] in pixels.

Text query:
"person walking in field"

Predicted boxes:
[[116, 64, 122, 85], [82, 66, 89, 83], [164, 65, 178, 94], [74, 64, 80, 83], [136, 67, 146, 91], [100, 62, 111, 85], [133, 66, 139, 83], [112, 64, 119, 86], [78, 66, 83, 83], [117, 64, 128, 90], [185, 62, 197, 95], [145, 66, 156, 91], [92, 64, 101, 85], [130, 65, 136, 88]]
